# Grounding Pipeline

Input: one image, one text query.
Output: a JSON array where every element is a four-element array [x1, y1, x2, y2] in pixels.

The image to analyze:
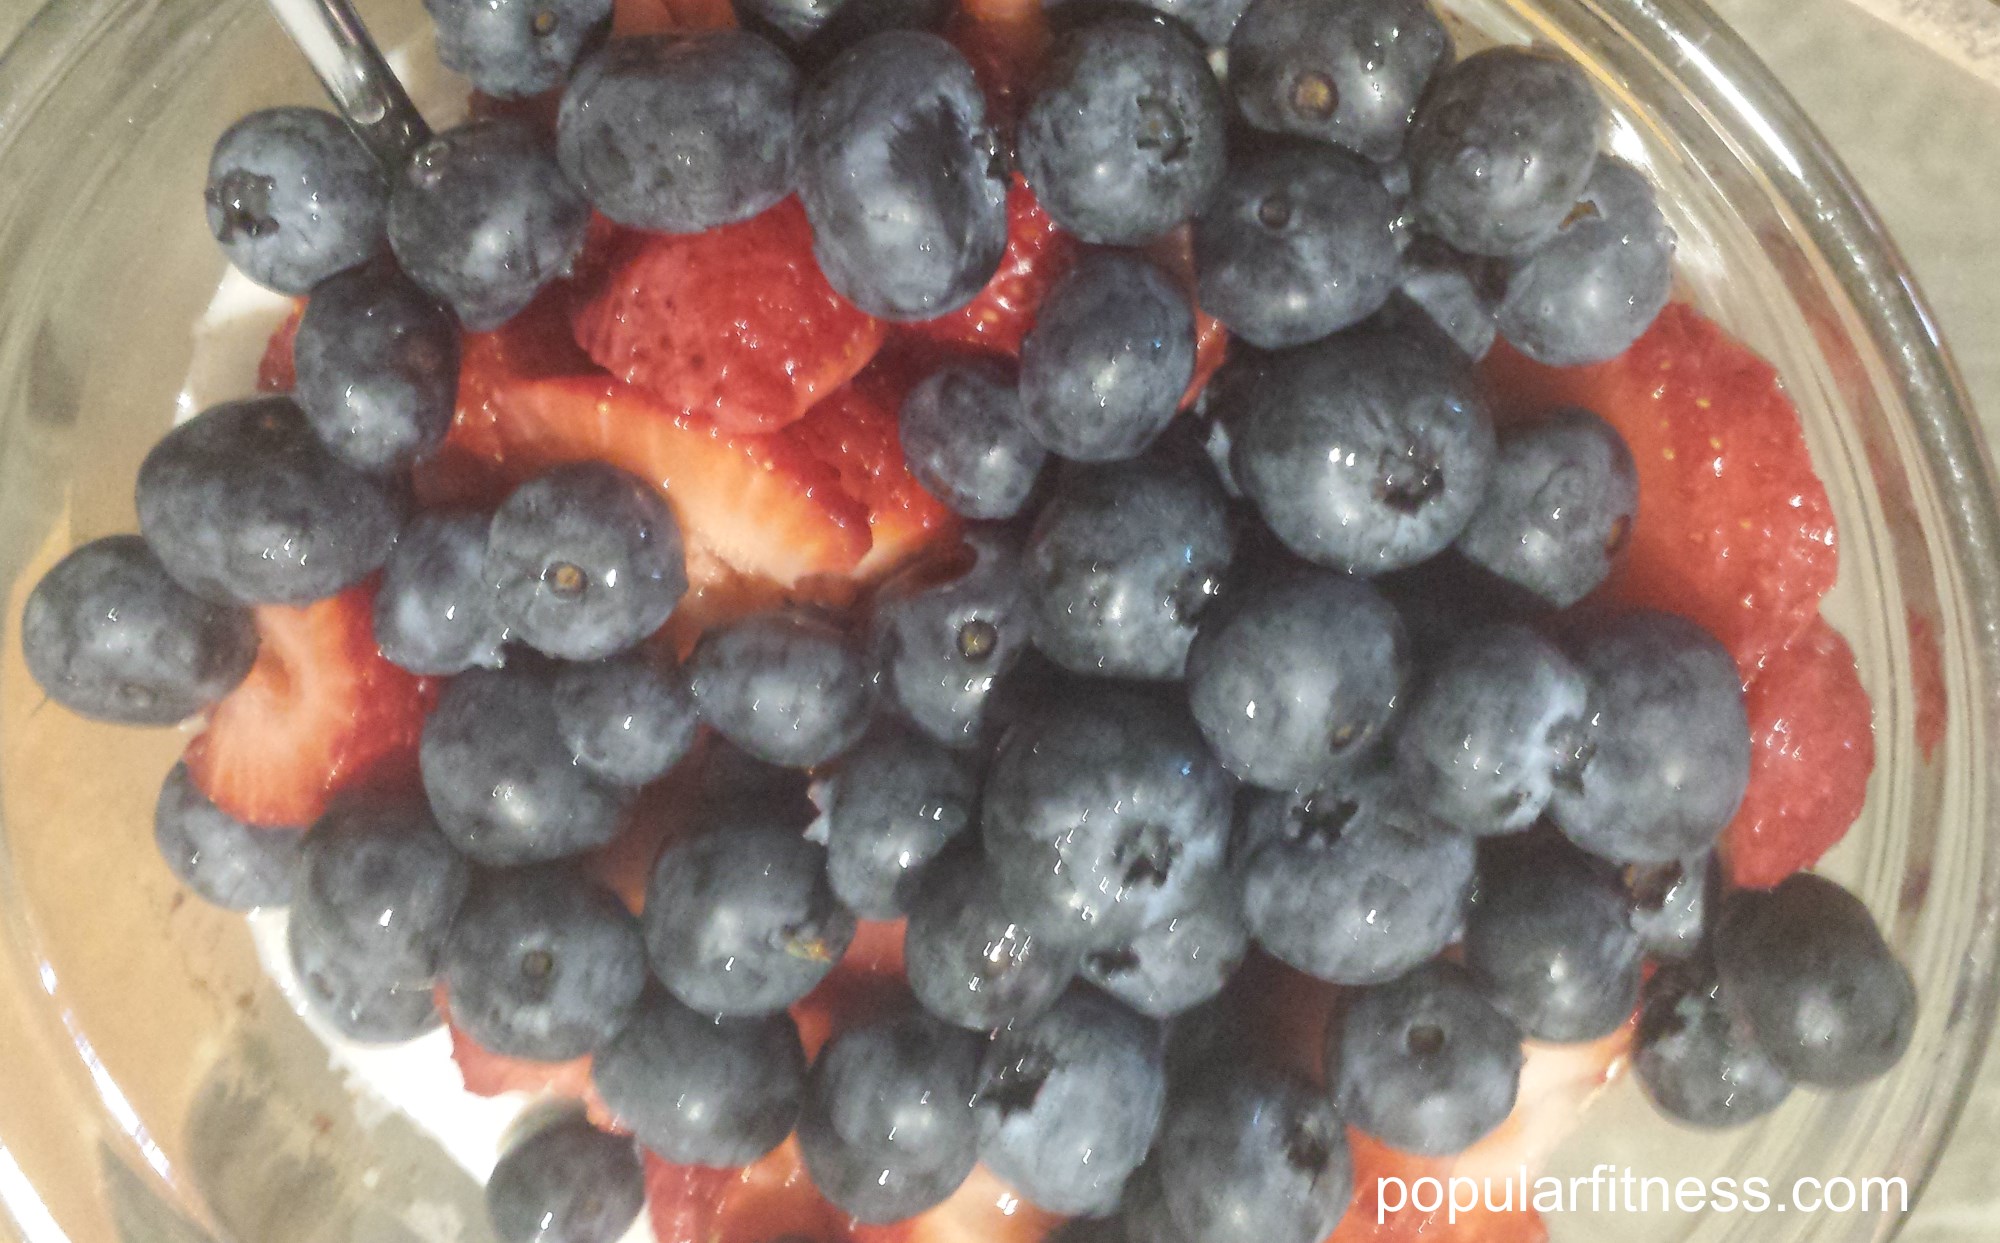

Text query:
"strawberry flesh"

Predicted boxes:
[[905, 178, 1075, 358]]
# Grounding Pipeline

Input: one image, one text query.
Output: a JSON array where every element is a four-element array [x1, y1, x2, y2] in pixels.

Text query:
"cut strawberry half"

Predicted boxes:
[[256, 302, 304, 393], [646, 1138, 848, 1243], [416, 374, 872, 588], [1721, 614, 1875, 888], [573, 198, 887, 434], [905, 177, 1075, 358], [182, 581, 434, 828], [1482, 303, 1837, 674], [789, 355, 964, 582]]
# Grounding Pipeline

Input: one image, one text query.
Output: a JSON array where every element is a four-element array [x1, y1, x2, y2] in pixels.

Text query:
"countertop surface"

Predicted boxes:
[[0, 0, 1997, 1238]]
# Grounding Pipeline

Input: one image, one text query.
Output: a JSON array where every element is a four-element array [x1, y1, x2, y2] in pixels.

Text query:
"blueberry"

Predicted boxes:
[[733, 0, 846, 44], [1453, 407, 1638, 609], [292, 800, 472, 985], [1462, 837, 1643, 1042], [1046, 0, 1253, 47], [487, 1118, 644, 1243], [1081, 879, 1246, 1018], [699, 738, 820, 832], [388, 120, 591, 330], [21, 534, 257, 725], [973, 989, 1166, 1215], [1393, 624, 1590, 836], [1328, 961, 1523, 1156], [373, 510, 509, 675], [487, 463, 687, 662], [292, 261, 460, 473], [427, 0, 613, 99], [871, 529, 1032, 749], [1408, 47, 1604, 258], [1018, 252, 1196, 461], [552, 652, 700, 786], [1018, 18, 1226, 246], [905, 850, 1081, 1030], [983, 690, 1234, 949], [136, 396, 403, 606], [287, 910, 443, 1043], [688, 609, 873, 767], [1193, 143, 1399, 349], [558, 32, 798, 233], [204, 107, 386, 294], [1152, 1067, 1351, 1243], [442, 868, 648, 1061], [1633, 962, 1792, 1128], [1548, 612, 1751, 864], [821, 723, 977, 918], [645, 827, 857, 1015], [1025, 452, 1234, 680], [1227, 0, 1451, 162], [1712, 873, 1916, 1088], [1496, 158, 1674, 365], [153, 762, 302, 910], [1376, 550, 1543, 668], [421, 663, 633, 865], [1184, 570, 1406, 790], [1234, 770, 1474, 985], [797, 32, 1008, 319], [1230, 327, 1496, 573], [799, 1014, 982, 1220], [1624, 852, 1714, 961], [1395, 237, 1508, 361], [590, 988, 806, 1165], [900, 360, 1046, 520]]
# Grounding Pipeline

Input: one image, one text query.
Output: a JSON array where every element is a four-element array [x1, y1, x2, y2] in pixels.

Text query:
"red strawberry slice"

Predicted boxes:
[[257, 303, 304, 393], [573, 198, 887, 434], [850, 1165, 1065, 1243], [646, 1138, 848, 1243], [182, 581, 434, 827], [415, 374, 872, 588], [1482, 303, 1837, 674], [947, 0, 1051, 127], [906, 178, 1076, 358], [615, 0, 737, 35], [789, 356, 964, 582], [1721, 614, 1875, 888]]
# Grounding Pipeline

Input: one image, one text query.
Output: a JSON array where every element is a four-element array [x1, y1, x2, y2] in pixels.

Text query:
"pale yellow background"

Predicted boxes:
[[0, 0, 1996, 1236]]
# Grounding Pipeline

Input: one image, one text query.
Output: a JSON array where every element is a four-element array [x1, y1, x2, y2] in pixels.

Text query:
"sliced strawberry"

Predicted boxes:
[[1721, 615, 1875, 889], [946, 0, 1051, 127], [660, 547, 808, 655], [789, 356, 963, 581], [182, 582, 434, 827], [850, 1164, 1065, 1243], [1142, 226, 1230, 410], [583, 744, 709, 914], [257, 303, 304, 393], [415, 374, 872, 587], [906, 178, 1075, 358], [1482, 303, 1837, 673], [615, 0, 737, 34], [1910, 607, 1947, 762], [646, 1138, 848, 1243], [445, 1006, 593, 1099], [791, 919, 909, 1060], [1331, 1025, 1633, 1243], [573, 198, 886, 434]]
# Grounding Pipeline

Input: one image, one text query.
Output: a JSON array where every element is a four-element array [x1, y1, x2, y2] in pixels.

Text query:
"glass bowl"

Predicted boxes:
[[0, 1, 1995, 1241]]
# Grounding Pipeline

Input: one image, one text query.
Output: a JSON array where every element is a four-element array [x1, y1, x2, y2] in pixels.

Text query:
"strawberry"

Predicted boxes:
[[1330, 1026, 1633, 1243], [789, 355, 963, 581], [256, 303, 304, 393], [1910, 607, 1947, 762], [946, 0, 1051, 127], [444, 1006, 593, 1099], [1721, 615, 1875, 889], [615, 0, 737, 35], [789, 918, 909, 1059], [583, 745, 708, 914], [572, 198, 886, 434], [646, 1138, 847, 1243], [1482, 303, 1837, 674], [414, 374, 872, 588], [182, 581, 434, 827], [906, 178, 1075, 358], [849, 1165, 1065, 1243], [1141, 226, 1230, 410]]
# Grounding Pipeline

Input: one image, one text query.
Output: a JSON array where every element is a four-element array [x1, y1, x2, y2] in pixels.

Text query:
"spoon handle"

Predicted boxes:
[[264, 0, 430, 167]]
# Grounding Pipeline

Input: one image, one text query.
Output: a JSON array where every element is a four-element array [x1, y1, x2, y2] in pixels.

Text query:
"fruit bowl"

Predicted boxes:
[[0, 0, 1996, 1241]]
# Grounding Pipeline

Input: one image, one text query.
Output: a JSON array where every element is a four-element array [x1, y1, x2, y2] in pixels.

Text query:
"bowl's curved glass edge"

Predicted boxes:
[[1585, 0, 2000, 1223]]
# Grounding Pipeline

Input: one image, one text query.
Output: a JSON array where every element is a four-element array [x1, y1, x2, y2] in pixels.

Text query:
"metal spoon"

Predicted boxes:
[[264, 0, 431, 166]]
